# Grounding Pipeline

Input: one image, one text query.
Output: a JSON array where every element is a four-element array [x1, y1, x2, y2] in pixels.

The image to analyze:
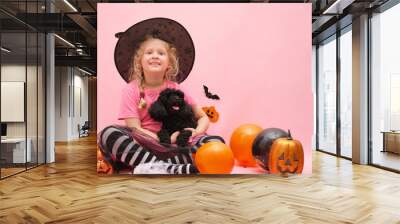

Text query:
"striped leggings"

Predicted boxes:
[[98, 126, 224, 174]]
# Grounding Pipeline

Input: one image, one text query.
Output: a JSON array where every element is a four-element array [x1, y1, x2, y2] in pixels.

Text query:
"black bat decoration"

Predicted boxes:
[[203, 85, 220, 100]]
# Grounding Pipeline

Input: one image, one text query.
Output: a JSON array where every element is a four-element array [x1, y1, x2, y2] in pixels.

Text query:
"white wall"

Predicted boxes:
[[1, 64, 45, 163], [1, 66, 25, 127], [1, 65, 26, 139], [55, 67, 69, 141], [1, 65, 42, 137], [55, 67, 89, 141], [70, 71, 89, 139]]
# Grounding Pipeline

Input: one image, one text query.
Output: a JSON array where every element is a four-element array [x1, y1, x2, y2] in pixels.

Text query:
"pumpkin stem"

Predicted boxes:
[[288, 129, 293, 140]]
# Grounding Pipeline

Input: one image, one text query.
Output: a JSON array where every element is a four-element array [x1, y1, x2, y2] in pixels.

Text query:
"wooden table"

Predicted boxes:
[[381, 131, 400, 154]]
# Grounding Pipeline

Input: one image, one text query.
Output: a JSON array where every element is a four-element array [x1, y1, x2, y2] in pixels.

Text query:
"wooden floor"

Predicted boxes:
[[372, 150, 400, 171], [1, 135, 400, 223], [0, 167, 26, 177], [1, 163, 44, 178]]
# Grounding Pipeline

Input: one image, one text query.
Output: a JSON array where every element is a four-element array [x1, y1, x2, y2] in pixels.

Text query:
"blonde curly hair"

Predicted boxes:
[[129, 35, 179, 84]]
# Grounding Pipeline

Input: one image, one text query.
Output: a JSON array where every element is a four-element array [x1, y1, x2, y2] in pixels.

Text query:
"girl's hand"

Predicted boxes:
[[184, 128, 198, 137], [171, 131, 180, 144]]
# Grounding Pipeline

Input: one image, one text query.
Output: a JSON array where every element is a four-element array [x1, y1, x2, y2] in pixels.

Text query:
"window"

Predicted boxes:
[[339, 27, 352, 158], [371, 3, 400, 171], [317, 35, 337, 154]]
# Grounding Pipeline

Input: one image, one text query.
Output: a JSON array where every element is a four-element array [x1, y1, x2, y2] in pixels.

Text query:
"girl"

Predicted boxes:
[[99, 18, 224, 174]]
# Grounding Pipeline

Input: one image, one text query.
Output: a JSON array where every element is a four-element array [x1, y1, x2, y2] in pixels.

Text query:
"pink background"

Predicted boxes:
[[97, 3, 313, 174]]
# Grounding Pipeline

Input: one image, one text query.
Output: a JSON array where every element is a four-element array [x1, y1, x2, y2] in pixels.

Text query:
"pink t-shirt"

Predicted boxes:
[[118, 80, 196, 133]]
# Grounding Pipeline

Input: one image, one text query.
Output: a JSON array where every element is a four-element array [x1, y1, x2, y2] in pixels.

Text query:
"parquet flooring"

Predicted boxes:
[[372, 151, 400, 171], [1, 135, 400, 223], [1, 167, 25, 177]]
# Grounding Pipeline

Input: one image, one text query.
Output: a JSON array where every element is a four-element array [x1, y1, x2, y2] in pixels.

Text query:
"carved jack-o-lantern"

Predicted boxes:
[[252, 128, 288, 170], [97, 147, 113, 174], [268, 131, 304, 174], [202, 106, 219, 123]]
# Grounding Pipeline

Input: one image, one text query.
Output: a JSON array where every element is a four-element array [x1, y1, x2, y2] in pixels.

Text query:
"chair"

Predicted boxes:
[[79, 121, 90, 138]]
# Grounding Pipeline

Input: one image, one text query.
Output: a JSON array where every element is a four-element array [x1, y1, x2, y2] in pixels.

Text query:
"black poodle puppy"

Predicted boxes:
[[149, 88, 197, 147]]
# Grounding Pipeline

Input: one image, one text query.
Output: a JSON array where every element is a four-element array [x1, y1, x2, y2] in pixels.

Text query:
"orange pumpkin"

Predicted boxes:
[[202, 106, 219, 123], [97, 147, 113, 174], [195, 142, 234, 174], [268, 131, 304, 174]]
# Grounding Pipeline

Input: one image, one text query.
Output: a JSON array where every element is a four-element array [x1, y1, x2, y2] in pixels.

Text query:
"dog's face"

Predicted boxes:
[[149, 88, 193, 122], [158, 88, 186, 114]]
